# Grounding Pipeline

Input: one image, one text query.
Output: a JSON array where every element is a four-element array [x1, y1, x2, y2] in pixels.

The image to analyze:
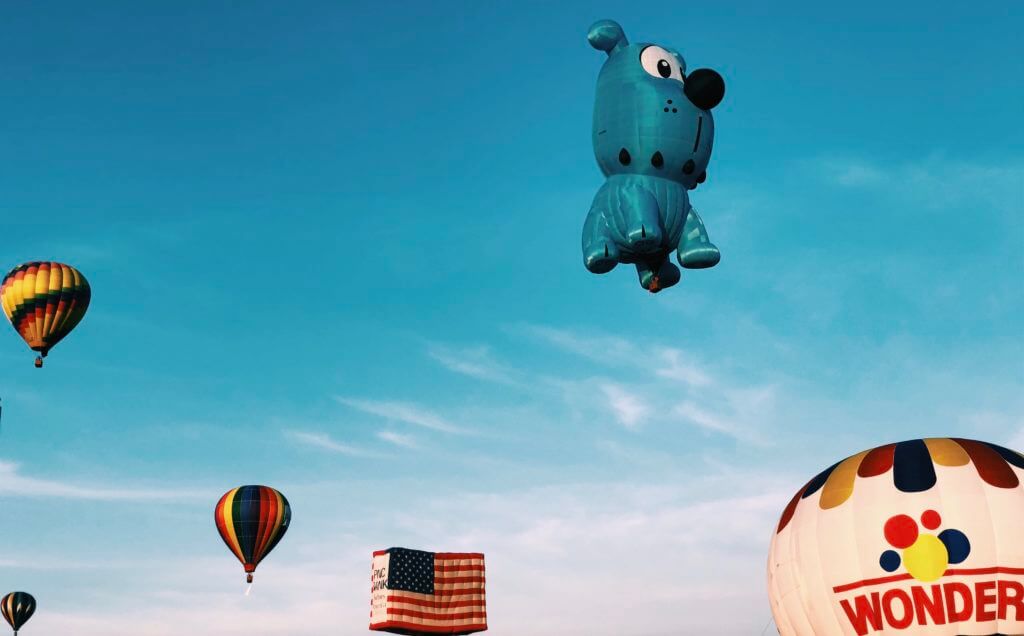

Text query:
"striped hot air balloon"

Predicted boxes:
[[768, 437, 1024, 636], [215, 485, 291, 584], [1, 262, 90, 368], [1, 592, 35, 635]]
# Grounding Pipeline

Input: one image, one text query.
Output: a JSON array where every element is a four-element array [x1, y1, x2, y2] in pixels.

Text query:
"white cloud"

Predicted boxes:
[[283, 430, 385, 457], [384, 478, 790, 635], [427, 343, 518, 386], [950, 411, 1024, 450], [656, 348, 713, 388], [520, 324, 640, 365], [674, 400, 738, 435], [3, 459, 801, 636], [1005, 425, 1024, 451], [818, 155, 1024, 213], [376, 430, 417, 448], [521, 325, 776, 446], [525, 326, 712, 389], [673, 388, 774, 447], [600, 383, 650, 430], [827, 161, 886, 187], [0, 556, 140, 570], [25, 555, 365, 636], [335, 397, 466, 434], [0, 460, 207, 501]]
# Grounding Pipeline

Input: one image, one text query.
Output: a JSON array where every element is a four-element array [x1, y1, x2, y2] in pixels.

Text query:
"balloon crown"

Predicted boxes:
[[776, 438, 1024, 534]]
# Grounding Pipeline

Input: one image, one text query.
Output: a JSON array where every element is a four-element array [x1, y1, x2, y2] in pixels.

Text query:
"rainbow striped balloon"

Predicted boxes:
[[1, 591, 35, 635], [215, 485, 291, 584], [1, 261, 90, 368]]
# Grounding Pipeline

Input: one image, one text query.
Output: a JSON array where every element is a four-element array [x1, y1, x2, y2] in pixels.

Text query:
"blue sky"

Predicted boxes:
[[0, 1, 1021, 634]]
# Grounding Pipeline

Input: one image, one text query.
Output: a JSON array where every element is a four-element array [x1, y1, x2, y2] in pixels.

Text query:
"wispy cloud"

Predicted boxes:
[[523, 325, 713, 388], [600, 383, 650, 430], [335, 397, 466, 434], [380, 475, 792, 635], [673, 385, 775, 447], [825, 161, 887, 187], [23, 554, 369, 636], [817, 154, 1024, 213], [522, 324, 774, 445], [7, 461, 797, 636], [426, 343, 519, 386], [656, 348, 713, 388], [377, 430, 417, 448], [673, 401, 738, 436], [0, 556, 142, 571], [0, 461, 207, 502], [519, 324, 639, 366], [1009, 428, 1024, 452], [595, 439, 679, 468], [283, 430, 385, 458], [968, 413, 1024, 452]]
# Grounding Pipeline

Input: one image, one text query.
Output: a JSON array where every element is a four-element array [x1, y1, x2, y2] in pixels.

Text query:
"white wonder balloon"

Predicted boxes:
[[767, 438, 1024, 635]]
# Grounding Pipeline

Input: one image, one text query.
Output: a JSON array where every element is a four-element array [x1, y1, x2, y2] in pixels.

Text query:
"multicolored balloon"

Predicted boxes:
[[1, 592, 35, 635], [768, 438, 1024, 635], [215, 485, 291, 584], [1, 262, 91, 367]]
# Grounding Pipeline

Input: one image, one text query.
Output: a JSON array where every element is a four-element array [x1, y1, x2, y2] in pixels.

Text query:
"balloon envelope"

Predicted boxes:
[[370, 547, 487, 635], [215, 485, 291, 583], [581, 20, 724, 293], [1, 591, 35, 634], [767, 438, 1024, 635], [1, 261, 90, 367]]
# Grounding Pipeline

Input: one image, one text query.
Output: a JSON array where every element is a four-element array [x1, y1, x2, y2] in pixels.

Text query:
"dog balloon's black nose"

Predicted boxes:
[[684, 69, 725, 110]]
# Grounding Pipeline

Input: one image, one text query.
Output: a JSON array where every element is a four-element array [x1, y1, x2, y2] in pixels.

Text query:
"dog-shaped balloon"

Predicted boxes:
[[582, 20, 725, 292]]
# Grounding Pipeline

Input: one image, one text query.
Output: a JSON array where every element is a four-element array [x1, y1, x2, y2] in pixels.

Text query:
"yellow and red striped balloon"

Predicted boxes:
[[1, 262, 90, 368], [215, 485, 291, 584]]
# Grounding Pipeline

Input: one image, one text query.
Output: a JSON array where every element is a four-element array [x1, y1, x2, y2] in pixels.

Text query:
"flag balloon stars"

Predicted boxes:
[[215, 485, 291, 585]]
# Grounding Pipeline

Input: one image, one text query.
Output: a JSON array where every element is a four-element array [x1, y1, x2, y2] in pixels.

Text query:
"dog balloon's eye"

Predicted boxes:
[[640, 46, 683, 81]]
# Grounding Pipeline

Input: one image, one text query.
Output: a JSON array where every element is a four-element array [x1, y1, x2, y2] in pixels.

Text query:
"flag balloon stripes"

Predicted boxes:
[[1, 261, 90, 367], [1, 592, 35, 634], [370, 548, 487, 635], [215, 485, 291, 583]]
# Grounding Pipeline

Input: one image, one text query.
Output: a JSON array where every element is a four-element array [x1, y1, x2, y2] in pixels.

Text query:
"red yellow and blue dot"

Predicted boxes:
[[878, 509, 970, 582]]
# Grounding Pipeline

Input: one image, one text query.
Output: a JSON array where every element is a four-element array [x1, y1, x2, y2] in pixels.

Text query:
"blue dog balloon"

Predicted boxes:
[[583, 20, 725, 292]]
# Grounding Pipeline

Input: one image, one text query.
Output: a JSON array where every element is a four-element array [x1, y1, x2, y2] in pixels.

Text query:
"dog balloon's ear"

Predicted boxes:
[[588, 20, 628, 56]]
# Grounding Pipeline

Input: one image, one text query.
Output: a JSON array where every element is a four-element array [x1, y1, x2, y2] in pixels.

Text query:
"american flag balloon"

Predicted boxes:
[[370, 547, 487, 634]]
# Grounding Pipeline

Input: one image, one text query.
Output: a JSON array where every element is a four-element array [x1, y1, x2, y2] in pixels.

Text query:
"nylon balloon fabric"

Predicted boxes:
[[767, 437, 1024, 636], [215, 485, 291, 584], [581, 19, 725, 293], [1, 592, 36, 635], [1, 262, 90, 367]]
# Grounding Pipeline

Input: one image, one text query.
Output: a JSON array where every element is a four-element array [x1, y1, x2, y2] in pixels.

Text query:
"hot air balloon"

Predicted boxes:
[[215, 485, 291, 584], [767, 438, 1024, 635], [582, 20, 725, 293], [370, 547, 488, 634], [1, 262, 90, 367], [1, 592, 35, 635]]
